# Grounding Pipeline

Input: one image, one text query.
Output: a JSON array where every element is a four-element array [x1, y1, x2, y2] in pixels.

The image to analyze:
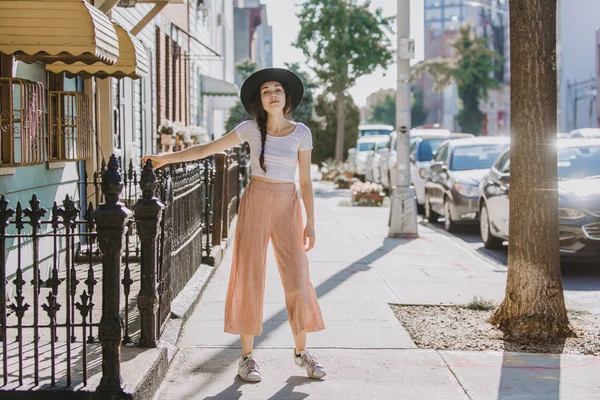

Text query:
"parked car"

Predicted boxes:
[[353, 135, 391, 181], [479, 138, 600, 261], [569, 128, 600, 138], [372, 147, 386, 184], [424, 137, 510, 232], [409, 133, 474, 212], [358, 124, 394, 137], [365, 136, 391, 183], [381, 128, 453, 191]]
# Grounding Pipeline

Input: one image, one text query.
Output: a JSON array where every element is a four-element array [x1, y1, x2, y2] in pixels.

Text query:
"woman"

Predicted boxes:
[[142, 68, 326, 382]]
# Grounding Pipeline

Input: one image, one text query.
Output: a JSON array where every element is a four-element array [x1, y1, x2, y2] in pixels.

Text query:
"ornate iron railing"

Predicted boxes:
[[48, 91, 93, 162], [0, 77, 45, 167], [0, 183, 104, 389], [0, 146, 249, 394]]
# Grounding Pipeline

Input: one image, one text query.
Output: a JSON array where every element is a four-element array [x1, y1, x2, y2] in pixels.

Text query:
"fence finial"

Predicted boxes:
[[140, 160, 158, 200], [101, 154, 123, 205]]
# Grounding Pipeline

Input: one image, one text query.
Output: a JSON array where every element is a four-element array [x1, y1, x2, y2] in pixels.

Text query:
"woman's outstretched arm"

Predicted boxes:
[[142, 130, 242, 168]]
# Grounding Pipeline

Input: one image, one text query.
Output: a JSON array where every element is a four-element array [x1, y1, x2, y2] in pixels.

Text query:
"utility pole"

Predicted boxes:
[[389, 0, 418, 238]]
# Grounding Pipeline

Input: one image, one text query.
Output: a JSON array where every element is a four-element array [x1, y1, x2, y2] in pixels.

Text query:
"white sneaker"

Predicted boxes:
[[238, 353, 262, 382], [294, 350, 327, 379]]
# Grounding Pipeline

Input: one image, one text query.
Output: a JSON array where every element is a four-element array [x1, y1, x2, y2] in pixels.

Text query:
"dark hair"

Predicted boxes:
[[248, 84, 294, 173]]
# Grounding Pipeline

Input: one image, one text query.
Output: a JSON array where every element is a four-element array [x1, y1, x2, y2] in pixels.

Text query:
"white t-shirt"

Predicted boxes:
[[234, 120, 313, 183]]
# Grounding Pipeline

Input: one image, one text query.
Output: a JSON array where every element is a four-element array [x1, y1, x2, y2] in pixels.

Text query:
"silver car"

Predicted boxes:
[[410, 133, 473, 212], [353, 135, 391, 181]]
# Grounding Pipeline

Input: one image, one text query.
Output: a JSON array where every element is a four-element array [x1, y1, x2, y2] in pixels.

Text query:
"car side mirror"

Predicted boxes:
[[499, 173, 510, 184], [430, 162, 446, 173], [410, 153, 416, 163]]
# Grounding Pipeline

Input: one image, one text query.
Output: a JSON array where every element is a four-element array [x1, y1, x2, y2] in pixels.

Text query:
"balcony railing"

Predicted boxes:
[[48, 91, 93, 162], [0, 77, 45, 167]]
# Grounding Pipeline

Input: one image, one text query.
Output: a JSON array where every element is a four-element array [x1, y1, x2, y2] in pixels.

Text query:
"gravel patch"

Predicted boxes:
[[391, 304, 600, 356]]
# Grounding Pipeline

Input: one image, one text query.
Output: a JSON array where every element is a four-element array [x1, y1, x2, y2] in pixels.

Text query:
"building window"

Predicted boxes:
[[165, 35, 171, 120], [444, 6, 462, 21], [426, 8, 443, 20], [0, 78, 46, 166], [49, 91, 93, 162], [429, 21, 443, 31], [156, 27, 162, 130]]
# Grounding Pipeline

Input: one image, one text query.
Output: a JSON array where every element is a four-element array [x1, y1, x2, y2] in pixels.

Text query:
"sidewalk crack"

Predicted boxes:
[[438, 351, 473, 400]]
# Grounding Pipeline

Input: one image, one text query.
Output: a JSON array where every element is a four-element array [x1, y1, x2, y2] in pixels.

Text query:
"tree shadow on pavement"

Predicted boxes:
[[178, 236, 411, 399], [498, 340, 565, 400]]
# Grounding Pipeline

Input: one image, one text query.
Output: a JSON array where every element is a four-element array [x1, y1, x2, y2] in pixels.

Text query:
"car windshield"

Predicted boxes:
[[360, 129, 393, 136], [558, 145, 600, 179], [450, 144, 508, 171], [358, 142, 376, 152], [417, 139, 448, 161], [376, 141, 388, 151]]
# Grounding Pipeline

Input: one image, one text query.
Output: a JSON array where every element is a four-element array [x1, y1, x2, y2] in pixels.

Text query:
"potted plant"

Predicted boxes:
[[159, 119, 174, 150], [321, 158, 339, 181], [334, 174, 352, 189], [189, 125, 210, 145], [350, 181, 386, 206]]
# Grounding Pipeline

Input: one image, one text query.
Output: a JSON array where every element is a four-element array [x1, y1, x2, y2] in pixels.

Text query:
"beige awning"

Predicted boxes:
[[201, 75, 238, 97], [47, 23, 149, 79], [0, 0, 119, 65]]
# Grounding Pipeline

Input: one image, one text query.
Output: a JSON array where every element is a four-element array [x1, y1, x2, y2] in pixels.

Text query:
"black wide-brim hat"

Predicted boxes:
[[240, 68, 304, 115]]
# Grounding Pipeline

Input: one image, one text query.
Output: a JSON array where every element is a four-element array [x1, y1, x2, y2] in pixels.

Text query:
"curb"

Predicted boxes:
[[418, 219, 508, 272]]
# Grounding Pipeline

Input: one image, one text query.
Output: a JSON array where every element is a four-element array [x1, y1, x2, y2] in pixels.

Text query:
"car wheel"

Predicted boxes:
[[425, 193, 439, 222], [413, 184, 425, 214], [480, 202, 504, 249], [443, 198, 457, 233]]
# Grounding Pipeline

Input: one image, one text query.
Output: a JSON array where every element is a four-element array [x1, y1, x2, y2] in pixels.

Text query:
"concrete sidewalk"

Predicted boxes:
[[154, 181, 600, 400]]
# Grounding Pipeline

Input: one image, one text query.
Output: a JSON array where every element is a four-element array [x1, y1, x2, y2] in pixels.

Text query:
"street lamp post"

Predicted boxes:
[[389, 0, 418, 238]]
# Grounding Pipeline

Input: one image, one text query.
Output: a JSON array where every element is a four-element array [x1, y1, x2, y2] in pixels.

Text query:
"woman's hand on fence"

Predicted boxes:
[[142, 154, 167, 169], [304, 224, 315, 252]]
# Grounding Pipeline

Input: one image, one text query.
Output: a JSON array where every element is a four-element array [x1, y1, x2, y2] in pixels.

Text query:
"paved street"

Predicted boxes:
[[153, 181, 600, 399], [426, 220, 600, 315]]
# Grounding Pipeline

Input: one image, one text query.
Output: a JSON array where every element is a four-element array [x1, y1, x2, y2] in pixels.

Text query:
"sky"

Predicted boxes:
[[261, 0, 425, 108]]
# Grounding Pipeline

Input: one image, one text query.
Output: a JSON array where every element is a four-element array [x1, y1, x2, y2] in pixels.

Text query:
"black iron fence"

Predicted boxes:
[[0, 147, 249, 394]]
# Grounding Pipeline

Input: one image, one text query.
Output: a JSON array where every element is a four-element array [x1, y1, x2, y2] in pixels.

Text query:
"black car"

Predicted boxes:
[[424, 137, 510, 232], [479, 139, 600, 261]]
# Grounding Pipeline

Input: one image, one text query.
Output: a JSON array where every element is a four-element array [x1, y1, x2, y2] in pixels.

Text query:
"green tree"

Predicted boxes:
[[285, 62, 317, 127], [225, 59, 259, 132], [411, 24, 503, 135], [236, 58, 260, 83], [370, 91, 429, 128], [411, 89, 428, 127], [489, 0, 570, 341], [371, 95, 396, 127], [312, 93, 359, 165], [295, 0, 394, 161]]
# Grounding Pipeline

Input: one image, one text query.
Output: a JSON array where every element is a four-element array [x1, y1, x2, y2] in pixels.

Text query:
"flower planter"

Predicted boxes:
[[351, 191, 385, 206]]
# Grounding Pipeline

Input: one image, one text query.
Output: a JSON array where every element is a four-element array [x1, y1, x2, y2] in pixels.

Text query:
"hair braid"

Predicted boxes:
[[256, 114, 268, 173]]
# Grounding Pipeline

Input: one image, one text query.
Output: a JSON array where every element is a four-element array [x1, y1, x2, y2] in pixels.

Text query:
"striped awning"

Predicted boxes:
[[201, 75, 238, 97], [47, 23, 149, 79], [0, 0, 119, 65]]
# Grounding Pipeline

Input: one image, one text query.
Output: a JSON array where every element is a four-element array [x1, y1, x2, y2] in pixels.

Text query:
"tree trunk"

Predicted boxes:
[[489, 0, 571, 341], [335, 91, 345, 162]]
